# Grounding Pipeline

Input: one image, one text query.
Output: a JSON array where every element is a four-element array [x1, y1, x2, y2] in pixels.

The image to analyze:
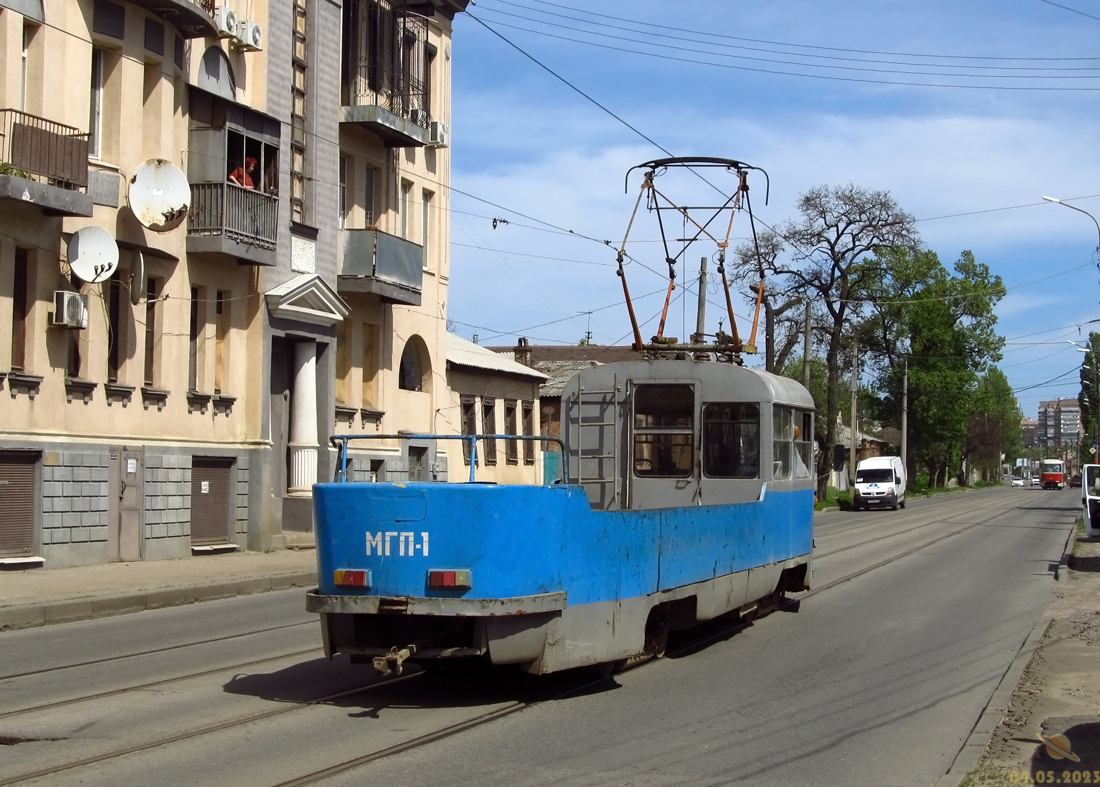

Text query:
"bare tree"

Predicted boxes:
[[734, 230, 804, 373]]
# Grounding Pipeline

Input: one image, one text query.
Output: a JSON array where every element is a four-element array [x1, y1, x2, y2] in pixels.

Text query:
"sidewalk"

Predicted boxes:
[[940, 525, 1100, 786], [0, 547, 318, 631]]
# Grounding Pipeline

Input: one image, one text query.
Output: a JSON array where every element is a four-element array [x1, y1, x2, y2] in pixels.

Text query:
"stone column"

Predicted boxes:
[[288, 340, 318, 495]]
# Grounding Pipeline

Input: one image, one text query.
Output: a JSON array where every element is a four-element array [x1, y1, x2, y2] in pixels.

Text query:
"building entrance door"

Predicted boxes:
[[108, 447, 143, 562]]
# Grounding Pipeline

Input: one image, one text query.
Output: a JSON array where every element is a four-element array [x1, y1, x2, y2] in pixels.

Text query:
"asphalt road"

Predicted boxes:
[[0, 486, 1078, 787]]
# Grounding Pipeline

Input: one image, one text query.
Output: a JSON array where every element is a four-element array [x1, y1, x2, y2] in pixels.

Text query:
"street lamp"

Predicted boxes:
[[1042, 196, 1100, 252]]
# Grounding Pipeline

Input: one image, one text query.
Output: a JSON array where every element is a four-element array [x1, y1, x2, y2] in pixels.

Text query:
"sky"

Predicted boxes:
[[442, 0, 1100, 421]]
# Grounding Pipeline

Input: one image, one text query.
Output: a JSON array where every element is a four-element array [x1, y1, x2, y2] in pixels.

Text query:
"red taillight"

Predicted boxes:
[[334, 569, 371, 587], [428, 569, 471, 589]]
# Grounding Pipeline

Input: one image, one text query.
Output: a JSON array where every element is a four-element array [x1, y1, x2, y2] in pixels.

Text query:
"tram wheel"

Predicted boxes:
[[644, 610, 669, 659]]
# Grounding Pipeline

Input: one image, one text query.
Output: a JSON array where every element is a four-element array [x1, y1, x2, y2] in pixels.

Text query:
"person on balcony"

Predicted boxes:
[[228, 157, 257, 189]]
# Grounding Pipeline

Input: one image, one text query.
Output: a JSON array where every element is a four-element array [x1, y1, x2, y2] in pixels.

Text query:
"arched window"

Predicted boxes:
[[399, 341, 423, 391]]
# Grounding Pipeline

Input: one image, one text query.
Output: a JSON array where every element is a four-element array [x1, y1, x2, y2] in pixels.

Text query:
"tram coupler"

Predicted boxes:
[[373, 644, 417, 677]]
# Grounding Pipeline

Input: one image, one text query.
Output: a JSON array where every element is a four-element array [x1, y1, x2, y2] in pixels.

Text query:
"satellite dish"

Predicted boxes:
[[130, 250, 145, 305], [128, 159, 190, 233], [67, 227, 119, 284]]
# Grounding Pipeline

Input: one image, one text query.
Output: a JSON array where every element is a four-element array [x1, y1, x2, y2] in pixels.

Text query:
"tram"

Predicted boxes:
[[1039, 458, 1065, 490], [306, 158, 816, 675]]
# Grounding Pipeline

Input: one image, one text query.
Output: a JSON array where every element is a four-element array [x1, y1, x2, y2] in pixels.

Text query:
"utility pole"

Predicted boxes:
[[693, 257, 708, 344], [850, 338, 858, 487], [901, 359, 908, 474], [802, 299, 812, 390]]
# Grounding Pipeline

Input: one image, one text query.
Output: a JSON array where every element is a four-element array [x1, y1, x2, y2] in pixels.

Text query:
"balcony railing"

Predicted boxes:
[[0, 109, 88, 189], [188, 182, 277, 250], [339, 228, 423, 305]]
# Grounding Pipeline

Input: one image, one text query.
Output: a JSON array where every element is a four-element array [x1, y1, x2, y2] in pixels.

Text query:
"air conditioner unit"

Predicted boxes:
[[428, 121, 449, 148], [214, 6, 238, 38], [408, 108, 429, 127], [53, 291, 88, 329], [236, 20, 263, 51]]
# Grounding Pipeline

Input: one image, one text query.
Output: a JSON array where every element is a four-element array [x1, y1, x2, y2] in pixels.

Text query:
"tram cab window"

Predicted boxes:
[[633, 384, 694, 477], [702, 403, 759, 478], [773, 407, 813, 480]]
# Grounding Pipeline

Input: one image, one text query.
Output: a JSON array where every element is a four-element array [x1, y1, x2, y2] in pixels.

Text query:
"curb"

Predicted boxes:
[[933, 519, 1078, 787], [0, 570, 318, 632]]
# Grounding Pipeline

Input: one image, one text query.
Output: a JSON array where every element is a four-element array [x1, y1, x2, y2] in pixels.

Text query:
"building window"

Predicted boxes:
[[398, 341, 421, 391], [226, 129, 279, 194], [702, 403, 759, 479], [338, 155, 348, 229], [143, 278, 158, 386], [361, 323, 376, 407], [363, 165, 376, 226], [214, 290, 230, 394], [89, 48, 104, 159], [461, 395, 477, 466], [425, 44, 436, 118], [21, 23, 39, 113], [482, 397, 497, 465], [505, 399, 518, 464], [522, 400, 535, 464], [106, 271, 124, 383], [335, 318, 351, 405], [400, 180, 412, 239], [290, 0, 308, 222], [188, 286, 204, 391], [10, 248, 29, 372], [633, 385, 694, 478], [422, 188, 433, 270]]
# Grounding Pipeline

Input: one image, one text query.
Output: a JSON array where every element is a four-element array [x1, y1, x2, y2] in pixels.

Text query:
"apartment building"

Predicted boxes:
[[0, 0, 481, 569], [1036, 398, 1081, 451]]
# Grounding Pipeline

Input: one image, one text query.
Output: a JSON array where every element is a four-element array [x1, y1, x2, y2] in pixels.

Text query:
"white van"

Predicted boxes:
[[853, 456, 906, 511]]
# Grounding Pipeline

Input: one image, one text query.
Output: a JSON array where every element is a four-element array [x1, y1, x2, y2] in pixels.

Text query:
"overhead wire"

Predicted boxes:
[[466, 12, 1100, 91], [476, 4, 1100, 79]]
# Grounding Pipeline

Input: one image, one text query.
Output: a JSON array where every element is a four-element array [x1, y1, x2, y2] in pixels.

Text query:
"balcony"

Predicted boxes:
[[340, 104, 429, 148], [187, 182, 278, 266], [338, 229, 424, 306], [340, 0, 430, 147], [128, 0, 218, 39], [0, 109, 92, 217]]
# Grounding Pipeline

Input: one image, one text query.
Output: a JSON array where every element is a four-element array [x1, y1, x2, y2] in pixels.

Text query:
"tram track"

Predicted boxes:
[[812, 490, 1028, 562], [0, 490, 1074, 787], [0, 671, 423, 787], [0, 645, 323, 721], [0, 620, 315, 682]]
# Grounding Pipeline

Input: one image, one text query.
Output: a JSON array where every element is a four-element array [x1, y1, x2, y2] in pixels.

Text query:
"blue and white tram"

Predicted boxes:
[[306, 358, 815, 675]]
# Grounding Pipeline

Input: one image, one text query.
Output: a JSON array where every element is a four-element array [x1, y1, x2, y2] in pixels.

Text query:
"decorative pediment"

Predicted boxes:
[[265, 274, 350, 327]]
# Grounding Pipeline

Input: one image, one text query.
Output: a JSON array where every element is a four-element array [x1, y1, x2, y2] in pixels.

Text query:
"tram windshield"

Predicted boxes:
[[633, 385, 694, 477]]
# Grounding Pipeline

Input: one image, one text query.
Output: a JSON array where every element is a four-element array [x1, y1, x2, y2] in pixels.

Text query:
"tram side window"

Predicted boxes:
[[702, 403, 759, 478], [634, 384, 694, 477], [795, 410, 813, 479], [773, 407, 813, 481]]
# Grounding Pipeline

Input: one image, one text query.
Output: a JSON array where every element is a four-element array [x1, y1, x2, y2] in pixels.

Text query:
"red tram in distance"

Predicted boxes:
[[1039, 458, 1065, 490]]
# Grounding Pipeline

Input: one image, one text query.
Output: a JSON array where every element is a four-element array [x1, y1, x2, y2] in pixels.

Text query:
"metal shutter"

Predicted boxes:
[[0, 452, 37, 557], [190, 457, 234, 545]]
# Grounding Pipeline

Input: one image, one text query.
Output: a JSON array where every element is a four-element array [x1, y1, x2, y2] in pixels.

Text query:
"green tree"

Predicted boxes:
[[1078, 332, 1100, 454], [857, 248, 1005, 486], [965, 368, 1023, 481]]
